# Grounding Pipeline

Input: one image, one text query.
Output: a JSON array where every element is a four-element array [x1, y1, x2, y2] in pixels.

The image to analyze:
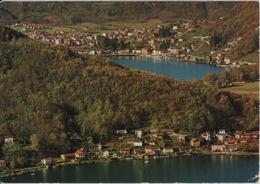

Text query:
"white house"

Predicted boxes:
[[103, 150, 110, 158], [216, 130, 226, 142], [163, 147, 173, 154], [88, 50, 96, 55], [135, 130, 143, 138], [172, 26, 178, 30], [133, 141, 143, 147], [4, 136, 14, 143], [41, 158, 53, 165], [178, 38, 183, 42], [201, 132, 211, 141]]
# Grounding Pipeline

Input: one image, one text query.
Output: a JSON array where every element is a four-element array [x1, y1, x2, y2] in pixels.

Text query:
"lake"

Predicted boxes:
[[112, 56, 224, 80], [1, 155, 259, 183]]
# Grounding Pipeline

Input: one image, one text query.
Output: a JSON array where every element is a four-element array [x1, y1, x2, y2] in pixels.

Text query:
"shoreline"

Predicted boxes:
[[0, 151, 258, 179], [104, 54, 223, 67]]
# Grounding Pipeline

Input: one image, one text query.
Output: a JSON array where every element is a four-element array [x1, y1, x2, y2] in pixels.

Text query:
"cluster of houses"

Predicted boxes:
[[20, 21, 209, 62], [38, 128, 259, 166], [10, 19, 256, 68], [0, 128, 259, 168], [211, 130, 259, 152]]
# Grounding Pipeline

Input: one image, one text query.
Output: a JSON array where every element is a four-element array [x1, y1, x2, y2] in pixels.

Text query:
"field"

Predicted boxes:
[[223, 81, 259, 98]]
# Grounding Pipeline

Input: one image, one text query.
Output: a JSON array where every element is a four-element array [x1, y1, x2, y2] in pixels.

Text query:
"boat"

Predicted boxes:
[[144, 155, 149, 163], [248, 174, 259, 181]]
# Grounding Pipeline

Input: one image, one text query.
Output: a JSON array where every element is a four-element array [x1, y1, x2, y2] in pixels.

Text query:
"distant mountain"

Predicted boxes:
[[0, 2, 237, 24]]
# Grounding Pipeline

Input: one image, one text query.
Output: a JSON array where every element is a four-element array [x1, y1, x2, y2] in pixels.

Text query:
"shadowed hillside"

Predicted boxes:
[[0, 2, 237, 24]]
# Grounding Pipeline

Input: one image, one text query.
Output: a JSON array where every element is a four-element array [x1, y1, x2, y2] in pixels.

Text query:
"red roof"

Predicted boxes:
[[191, 138, 200, 142], [62, 153, 75, 157]]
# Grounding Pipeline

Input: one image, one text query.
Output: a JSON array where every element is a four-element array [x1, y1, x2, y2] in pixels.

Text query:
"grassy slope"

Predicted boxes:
[[223, 82, 259, 98]]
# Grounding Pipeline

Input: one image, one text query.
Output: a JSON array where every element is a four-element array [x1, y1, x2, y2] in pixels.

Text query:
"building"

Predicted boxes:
[[61, 153, 75, 161], [41, 158, 53, 166], [145, 146, 156, 155], [97, 143, 102, 151], [172, 26, 178, 30], [135, 130, 143, 138], [75, 148, 86, 159], [120, 148, 131, 155], [152, 50, 162, 56], [190, 138, 200, 147], [177, 134, 187, 142], [178, 38, 183, 42], [141, 48, 148, 55], [4, 136, 14, 143], [163, 147, 173, 154], [211, 144, 225, 152], [216, 130, 226, 142], [201, 132, 211, 141], [224, 140, 237, 152], [103, 150, 110, 158], [88, 50, 96, 55], [235, 131, 243, 139], [133, 141, 143, 147]]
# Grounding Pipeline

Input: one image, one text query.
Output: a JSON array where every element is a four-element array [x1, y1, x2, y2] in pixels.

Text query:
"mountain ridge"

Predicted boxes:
[[0, 2, 238, 24]]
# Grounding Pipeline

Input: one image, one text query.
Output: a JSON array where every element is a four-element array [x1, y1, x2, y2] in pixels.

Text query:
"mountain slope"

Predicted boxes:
[[209, 2, 259, 60], [0, 2, 237, 24], [0, 24, 26, 41], [0, 26, 258, 152]]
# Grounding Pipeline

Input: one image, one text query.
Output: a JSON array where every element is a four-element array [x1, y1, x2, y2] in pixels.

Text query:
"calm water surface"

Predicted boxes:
[[112, 56, 224, 80], [1, 155, 259, 182]]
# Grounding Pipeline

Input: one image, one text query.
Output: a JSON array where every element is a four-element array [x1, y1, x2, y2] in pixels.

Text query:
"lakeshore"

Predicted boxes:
[[1, 154, 258, 183], [0, 151, 258, 179], [111, 56, 224, 80]]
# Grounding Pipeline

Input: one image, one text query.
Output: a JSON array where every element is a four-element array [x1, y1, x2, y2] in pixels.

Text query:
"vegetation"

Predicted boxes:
[[156, 25, 173, 38], [0, 2, 237, 25], [0, 24, 26, 42], [96, 35, 130, 51], [222, 82, 259, 97], [203, 65, 259, 87], [209, 2, 259, 60], [0, 21, 258, 168]]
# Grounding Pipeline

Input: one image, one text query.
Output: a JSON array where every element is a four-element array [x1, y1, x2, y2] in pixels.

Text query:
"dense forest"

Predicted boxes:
[[0, 26, 258, 165]]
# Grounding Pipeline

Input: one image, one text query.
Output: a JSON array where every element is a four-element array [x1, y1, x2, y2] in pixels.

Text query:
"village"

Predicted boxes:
[[11, 21, 257, 69], [0, 128, 258, 171]]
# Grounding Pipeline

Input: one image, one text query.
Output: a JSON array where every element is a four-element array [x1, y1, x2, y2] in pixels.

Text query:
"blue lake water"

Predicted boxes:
[[112, 56, 224, 80], [1, 155, 259, 182]]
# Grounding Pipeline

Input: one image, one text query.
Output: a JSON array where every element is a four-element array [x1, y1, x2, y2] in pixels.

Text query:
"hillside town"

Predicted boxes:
[[11, 21, 257, 68], [0, 128, 258, 171]]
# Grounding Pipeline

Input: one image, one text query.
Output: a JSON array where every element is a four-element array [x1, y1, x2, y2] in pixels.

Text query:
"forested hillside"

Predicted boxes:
[[0, 26, 258, 156], [0, 2, 237, 24], [209, 2, 259, 61]]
